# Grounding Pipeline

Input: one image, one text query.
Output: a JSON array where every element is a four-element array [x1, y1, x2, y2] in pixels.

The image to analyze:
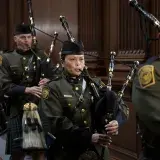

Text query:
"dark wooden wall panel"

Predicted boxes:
[[31, 0, 78, 63], [0, 0, 8, 50], [150, 0, 160, 56], [8, 0, 25, 49], [119, 0, 150, 51], [0, 0, 27, 50], [78, 0, 106, 77], [102, 0, 110, 55], [78, 0, 102, 53]]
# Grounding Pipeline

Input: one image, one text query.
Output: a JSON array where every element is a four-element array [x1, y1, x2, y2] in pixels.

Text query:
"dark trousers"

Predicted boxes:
[[138, 146, 160, 160]]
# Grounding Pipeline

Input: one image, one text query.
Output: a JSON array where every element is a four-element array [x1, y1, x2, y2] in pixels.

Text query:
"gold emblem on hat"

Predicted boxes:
[[138, 65, 155, 88], [42, 86, 50, 99]]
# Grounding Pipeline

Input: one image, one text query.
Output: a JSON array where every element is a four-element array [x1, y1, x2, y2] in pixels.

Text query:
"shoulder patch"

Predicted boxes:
[[0, 55, 3, 65], [138, 65, 155, 88], [42, 86, 50, 99]]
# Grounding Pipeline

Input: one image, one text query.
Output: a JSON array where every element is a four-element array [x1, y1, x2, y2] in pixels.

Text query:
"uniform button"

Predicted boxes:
[[75, 87, 79, 91], [26, 76, 29, 79], [47, 58, 50, 62], [91, 96, 94, 101], [23, 57, 26, 60], [41, 73, 44, 77], [33, 62, 35, 64], [68, 103, 71, 107], [25, 67, 28, 71], [84, 121, 87, 125], [81, 109, 85, 113]]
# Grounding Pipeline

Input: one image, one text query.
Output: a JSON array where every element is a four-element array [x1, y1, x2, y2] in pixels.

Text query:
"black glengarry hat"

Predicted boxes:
[[61, 41, 84, 55], [14, 24, 32, 35]]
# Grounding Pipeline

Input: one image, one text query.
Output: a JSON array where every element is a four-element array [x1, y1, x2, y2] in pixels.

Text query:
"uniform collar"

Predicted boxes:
[[16, 49, 33, 55], [63, 69, 83, 84]]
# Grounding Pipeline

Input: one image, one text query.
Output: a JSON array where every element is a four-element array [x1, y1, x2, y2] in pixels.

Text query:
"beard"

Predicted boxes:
[[17, 42, 31, 52]]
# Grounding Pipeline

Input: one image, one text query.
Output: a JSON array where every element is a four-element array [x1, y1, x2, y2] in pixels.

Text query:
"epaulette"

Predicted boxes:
[[139, 56, 159, 68], [145, 56, 159, 64], [48, 75, 62, 83], [3, 50, 14, 54], [91, 75, 97, 78]]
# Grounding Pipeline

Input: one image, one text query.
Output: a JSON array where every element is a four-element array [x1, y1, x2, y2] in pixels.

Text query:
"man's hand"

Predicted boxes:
[[25, 86, 42, 98], [105, 120, 119, 135], [91, 133, 112, 147], [38, 78, 50, 86]]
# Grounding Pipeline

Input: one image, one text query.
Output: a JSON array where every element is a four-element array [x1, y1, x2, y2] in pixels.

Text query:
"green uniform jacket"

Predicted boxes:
[[39, 73, 129, 160], [132, 60, 160, 134], [0, 49, 56, 117]]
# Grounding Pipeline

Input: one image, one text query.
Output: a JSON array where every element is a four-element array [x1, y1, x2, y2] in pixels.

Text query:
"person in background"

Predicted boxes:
[[132, 56, 160, 160], [0, 23, 58, 160]]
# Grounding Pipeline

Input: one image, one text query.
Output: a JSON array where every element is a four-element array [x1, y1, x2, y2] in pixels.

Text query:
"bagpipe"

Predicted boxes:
[[129, 0, 160, 31], [27, 0, 60, 82], [82, 52, 139, 132], [59, 15, 76, 42]]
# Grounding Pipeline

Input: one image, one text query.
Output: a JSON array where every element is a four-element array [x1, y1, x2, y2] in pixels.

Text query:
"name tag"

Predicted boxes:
[[64, 95, 73, 98]]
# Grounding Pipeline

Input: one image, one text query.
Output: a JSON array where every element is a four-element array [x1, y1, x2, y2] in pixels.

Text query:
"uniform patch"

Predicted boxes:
[[138, 65, 155, 88], [42, 86, 50, 99], [0, 55, 3, 65]]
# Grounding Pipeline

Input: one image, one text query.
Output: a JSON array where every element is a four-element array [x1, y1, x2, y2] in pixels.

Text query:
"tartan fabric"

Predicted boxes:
[[6, 115, 22, 154]]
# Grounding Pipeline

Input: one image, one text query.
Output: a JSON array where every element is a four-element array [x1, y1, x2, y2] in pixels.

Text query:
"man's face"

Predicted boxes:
[[14, 34, 32, 52], [63, 54, 85, 77]]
